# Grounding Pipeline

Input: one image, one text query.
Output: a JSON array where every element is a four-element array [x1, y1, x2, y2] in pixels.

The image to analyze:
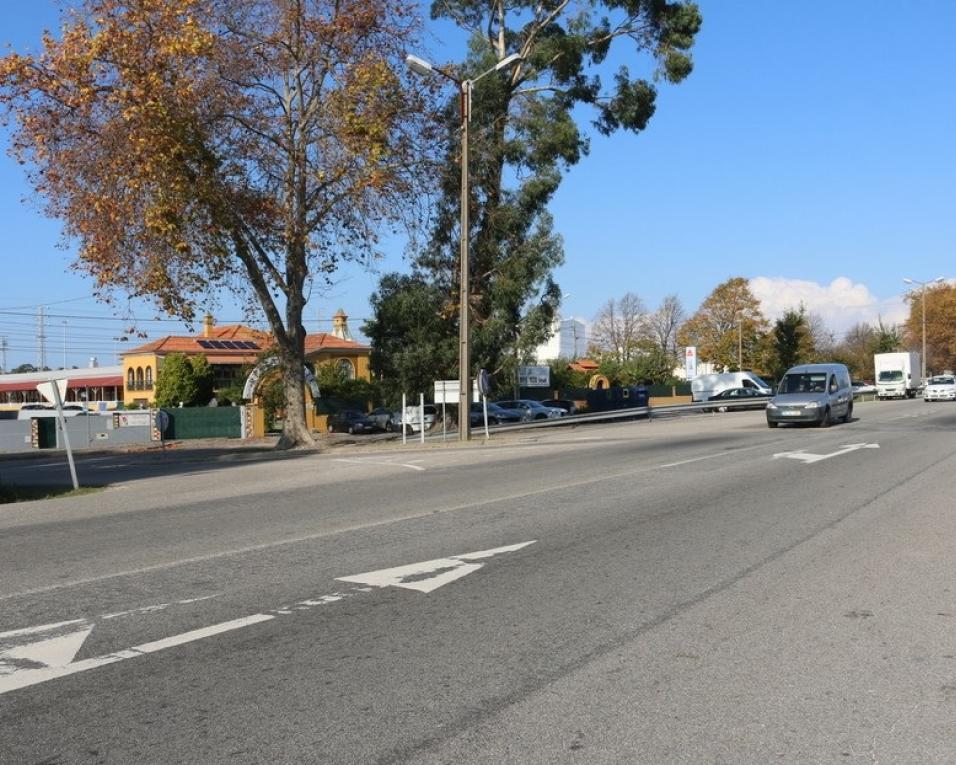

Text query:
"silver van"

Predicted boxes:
[[766, 363, 853, 428]]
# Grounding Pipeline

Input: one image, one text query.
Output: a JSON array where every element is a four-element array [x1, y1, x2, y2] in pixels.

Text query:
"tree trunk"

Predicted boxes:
[[276, 348, 315, 450]]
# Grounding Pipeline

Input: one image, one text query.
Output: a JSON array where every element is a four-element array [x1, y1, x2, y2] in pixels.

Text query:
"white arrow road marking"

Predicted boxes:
[[0, 615, 273, 695], [773, 443, 880, 464], [0, 541, 535, 696], [335, 541, 537, 593], [0, 620, 94, 675]]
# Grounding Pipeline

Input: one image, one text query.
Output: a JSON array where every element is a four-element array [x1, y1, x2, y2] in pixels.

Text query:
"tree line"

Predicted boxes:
[[585, 276, 956, 387]]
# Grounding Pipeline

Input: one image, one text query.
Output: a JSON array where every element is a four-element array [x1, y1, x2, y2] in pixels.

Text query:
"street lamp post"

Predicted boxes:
[[903, 276, 944, 380], [406, 52, 522, 441]]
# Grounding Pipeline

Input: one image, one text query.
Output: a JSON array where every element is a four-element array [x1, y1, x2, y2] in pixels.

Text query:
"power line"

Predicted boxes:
[[0, 309, 370, 323], [0, 295, 95, 311]]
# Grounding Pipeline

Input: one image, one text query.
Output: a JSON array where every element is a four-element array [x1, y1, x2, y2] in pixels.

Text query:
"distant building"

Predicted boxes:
[[120, 311, 370, 408], [535, 317, 587, 362], [0, 366, 123, 410]]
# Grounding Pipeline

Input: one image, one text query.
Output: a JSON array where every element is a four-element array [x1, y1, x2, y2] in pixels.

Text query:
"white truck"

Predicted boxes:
[[690, 371, 772, 402], [874, 352, 921, 399]]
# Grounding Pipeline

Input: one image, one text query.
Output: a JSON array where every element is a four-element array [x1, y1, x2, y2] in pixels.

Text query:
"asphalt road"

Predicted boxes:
[[2, 398, 955, 763]]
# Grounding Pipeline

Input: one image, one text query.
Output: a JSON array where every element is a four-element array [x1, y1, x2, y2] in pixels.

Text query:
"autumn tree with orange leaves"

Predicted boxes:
[[0, 0, 434, 448], [904, 282, 956, 375]]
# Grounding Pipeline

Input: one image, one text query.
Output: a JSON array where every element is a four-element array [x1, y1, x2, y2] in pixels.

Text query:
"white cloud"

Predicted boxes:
[[749, 276, 907, 337]]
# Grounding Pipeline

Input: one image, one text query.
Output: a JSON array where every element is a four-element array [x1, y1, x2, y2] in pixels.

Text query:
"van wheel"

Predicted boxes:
[[842, 403, 853, 423], [818, 408, 831, 428]]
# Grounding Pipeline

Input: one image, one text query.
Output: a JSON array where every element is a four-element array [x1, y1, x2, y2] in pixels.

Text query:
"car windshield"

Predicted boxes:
[[878, 370, 903, 382], [778, 373, 828, 394], [929, 376, 955, 385]]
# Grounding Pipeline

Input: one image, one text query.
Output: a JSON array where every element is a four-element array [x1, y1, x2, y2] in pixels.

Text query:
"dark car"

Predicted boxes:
[[494, 399, 565, 420], [540, 398, 578, 415], [469, 402, 523, 427], [327, 410, 377, 434], [367, 406, 394, 431], [702, 387, 770, 413]]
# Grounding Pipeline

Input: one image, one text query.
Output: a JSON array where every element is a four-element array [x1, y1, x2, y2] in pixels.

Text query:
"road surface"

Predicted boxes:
[[2, 398, 955, 763]]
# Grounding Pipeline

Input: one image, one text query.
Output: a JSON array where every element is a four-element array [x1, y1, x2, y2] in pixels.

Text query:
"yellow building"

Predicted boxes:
[[121, 310, 370, 409]]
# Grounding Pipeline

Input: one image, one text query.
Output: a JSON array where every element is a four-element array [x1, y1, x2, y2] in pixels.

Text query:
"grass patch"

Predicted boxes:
[[0, 484, 104, 504]]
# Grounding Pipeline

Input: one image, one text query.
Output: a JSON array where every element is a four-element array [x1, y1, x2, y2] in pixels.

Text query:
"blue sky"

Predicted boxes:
[[2, 1, 955, 370]]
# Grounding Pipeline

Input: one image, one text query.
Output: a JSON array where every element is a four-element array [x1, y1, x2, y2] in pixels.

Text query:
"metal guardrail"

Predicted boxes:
[[459, 398, 740, 437], [422, 392, 884, 440]]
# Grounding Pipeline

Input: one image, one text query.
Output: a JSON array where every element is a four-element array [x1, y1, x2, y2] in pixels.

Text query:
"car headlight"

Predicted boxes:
[[766, 403, 778, 410], [804, 401, 819, 409]]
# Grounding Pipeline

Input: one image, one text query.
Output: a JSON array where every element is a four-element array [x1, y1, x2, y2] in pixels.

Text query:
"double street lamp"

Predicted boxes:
[[903, 276, 944, 380], [405, 52, 523, 441]]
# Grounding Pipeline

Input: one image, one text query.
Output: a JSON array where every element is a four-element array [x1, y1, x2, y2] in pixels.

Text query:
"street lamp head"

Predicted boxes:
[[933, 276, 945, 283], [494, 53, 524, 71], [903, 278, 914, 285], [405, 54, 433, 77]]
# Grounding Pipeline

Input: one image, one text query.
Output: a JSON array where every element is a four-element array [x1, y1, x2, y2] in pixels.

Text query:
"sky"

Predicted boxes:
[[2, 1, 955, 371]]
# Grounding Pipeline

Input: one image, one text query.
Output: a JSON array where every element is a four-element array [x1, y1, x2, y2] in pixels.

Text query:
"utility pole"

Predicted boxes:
[[37, 306, 47, 370], [903, 276, 945, 381], [0, 335, 7, 373], [62, 320, 68, 369]]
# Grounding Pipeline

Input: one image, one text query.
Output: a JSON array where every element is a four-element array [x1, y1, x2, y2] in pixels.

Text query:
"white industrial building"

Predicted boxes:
[[535, 317, 588, 362]]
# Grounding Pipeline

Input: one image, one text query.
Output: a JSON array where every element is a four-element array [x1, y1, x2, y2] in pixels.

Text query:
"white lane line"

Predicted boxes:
[[0, 542, 535, 695], [101, 594, 219, 620], [333, 458, 425, 472], [660, 442, 769, 468], [0, 614, 274, 695], [0, 619, 86, 638]]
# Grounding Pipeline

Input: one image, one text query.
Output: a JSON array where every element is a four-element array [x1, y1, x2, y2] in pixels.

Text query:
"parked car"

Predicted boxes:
[[494, 399, 565, 421], [367, 406, 395, 430], [851, 381, 877, 397], [17, 404, 54, 420], [540, 398, 579, 415], [701, 387, 770, 412], [469, 402, 523, 427], [923, 375, 956, 402], [386, 404, 438, 433], [327, 410, 377, 434]]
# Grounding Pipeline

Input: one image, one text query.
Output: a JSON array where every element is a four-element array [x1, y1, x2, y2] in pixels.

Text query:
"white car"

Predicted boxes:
[[923, 375, 956, 402]]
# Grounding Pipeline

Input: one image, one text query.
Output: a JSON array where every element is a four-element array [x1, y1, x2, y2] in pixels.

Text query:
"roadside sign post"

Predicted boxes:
[[155, 410, 170, 452], [401, 393, 407, 445], [477, 369, 491, 438], [37, 378, 78, 491], [440, 381, 447, 441], [419, 393, 425, 444]]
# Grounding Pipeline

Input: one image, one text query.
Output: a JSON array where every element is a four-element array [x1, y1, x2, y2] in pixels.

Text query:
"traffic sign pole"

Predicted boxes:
[[49, 381, 79, 490]]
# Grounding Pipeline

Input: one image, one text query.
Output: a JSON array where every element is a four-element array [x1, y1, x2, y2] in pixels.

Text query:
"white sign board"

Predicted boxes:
[[517, 366, 550, 388], [36, 378, 68, 404], [433, 379, 480, 404], [434, 380, 459, 404], [116, 412, 152, 427], [684, 346, 697, 380]]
